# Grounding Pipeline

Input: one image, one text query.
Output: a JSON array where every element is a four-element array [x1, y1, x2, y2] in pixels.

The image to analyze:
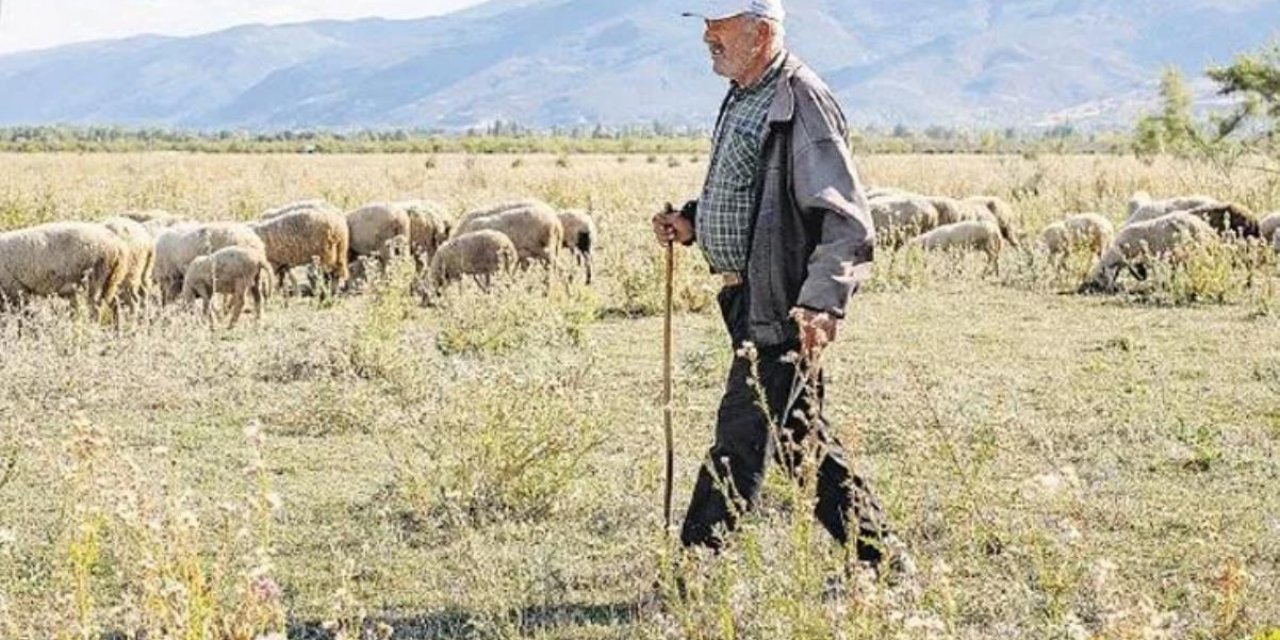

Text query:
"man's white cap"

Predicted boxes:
[[682, 0, 786, 22]]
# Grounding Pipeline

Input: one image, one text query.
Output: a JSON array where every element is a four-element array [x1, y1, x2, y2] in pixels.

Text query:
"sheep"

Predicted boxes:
[[557, 208, 597, 284], [181, 246, 273, 328], [1039, 213, 1115, 258], [1079, 212, 1217, 293], [398, 200, 453, 273], [965, 195, 1021, 247], [455, 198, 547, 228], [250, 207, 350, 292], [928, 196, 992, 226], [261, 199, 339, 220], [866, 186, 919, 201], [0, 222, 128, 317], [455, 200, 563, 272], [346, 203, 412, 271], [100, 216, 156, 315], [868, 195, 939, 246], [1183, 202, 1260, 240], [1124, 193, 1218, 226], [121, 209, 181, 225], [909, 219, 1004, 272], [427, 229, 518, 293], [153, 222, 266, 304], [1260, 212, 1280, 244]]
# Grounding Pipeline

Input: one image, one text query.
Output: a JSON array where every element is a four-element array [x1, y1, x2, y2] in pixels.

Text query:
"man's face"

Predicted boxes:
[[703, 14, 765, 80]]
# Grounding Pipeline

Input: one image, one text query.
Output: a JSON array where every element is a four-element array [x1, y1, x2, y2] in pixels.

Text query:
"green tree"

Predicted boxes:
[[1134, 67, 1198, 156], [1206, 41, 1280, 150]]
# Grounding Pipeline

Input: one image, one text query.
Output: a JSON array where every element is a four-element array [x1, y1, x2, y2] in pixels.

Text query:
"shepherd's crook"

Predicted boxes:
[[662, 202, 677, 537]]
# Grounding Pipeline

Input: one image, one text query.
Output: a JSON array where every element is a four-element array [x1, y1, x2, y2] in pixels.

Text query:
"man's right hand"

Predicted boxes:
[[651, 209, 694, 246]]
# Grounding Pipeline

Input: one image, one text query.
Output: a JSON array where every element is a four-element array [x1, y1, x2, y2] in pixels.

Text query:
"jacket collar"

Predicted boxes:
[[766, 51, 801, 124]]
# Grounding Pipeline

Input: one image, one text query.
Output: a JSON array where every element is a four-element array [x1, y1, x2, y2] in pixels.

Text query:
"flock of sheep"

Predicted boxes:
[[0, 198, 597, 327], [3, 184, 1275, 330], [867, 188, 1280, 292]]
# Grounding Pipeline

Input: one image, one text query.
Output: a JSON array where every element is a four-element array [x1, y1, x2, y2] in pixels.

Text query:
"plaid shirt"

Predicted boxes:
[[696, 53, 786, 274]]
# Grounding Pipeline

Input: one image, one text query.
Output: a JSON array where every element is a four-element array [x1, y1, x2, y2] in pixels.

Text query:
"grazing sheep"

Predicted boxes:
[[1079, 212, 1217, 293], [181, 246, 273, 328], [965, 195, 1021, 247], [869, 195, 940, 245], [261, 199, 339, 220], [427, 230, 518, 293], [121, 209, 180, 225], [100, 216, 156, 314], [1259, 212, 1280, 244], [153, 222, 266, 303], [347, 203, 412, 269], [455, 198, 546, 228], [399, 200, 453, 272], [455, 200, 563, 271], [1040, 213, 1115, 258], [557, 209, 597, 284], [929, 196, 993, 226], [0, 222, 128, 316], [1183, 202, 1260, 240], [1124, 193, 1218, 226], [910, 219, 1004, 272], [866, 186, 919, 201], [251, 207, 350, 291]]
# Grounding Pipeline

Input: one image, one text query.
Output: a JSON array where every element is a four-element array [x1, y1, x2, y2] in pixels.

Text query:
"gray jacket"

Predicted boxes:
[[682, 53, 876, 347]]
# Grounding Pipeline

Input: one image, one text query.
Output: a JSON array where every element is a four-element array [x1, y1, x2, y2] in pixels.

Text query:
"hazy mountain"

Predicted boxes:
[[0, 0, 1276, 130]]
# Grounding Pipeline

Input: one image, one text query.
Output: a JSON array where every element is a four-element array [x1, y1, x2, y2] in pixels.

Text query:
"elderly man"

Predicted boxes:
[[652, 0, 908, 573]]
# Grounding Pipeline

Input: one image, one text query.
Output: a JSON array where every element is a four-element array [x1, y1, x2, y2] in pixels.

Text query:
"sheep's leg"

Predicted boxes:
[[251, 283, 264, 324], [201, 294, 216, 327], [227, 290, 245, 329]]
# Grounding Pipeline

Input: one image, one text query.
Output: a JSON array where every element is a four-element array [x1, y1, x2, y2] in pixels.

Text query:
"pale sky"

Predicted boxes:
[[0, 0, 489, 54]]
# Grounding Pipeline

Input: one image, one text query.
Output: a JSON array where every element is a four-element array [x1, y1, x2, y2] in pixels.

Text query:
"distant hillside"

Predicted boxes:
[[0, 0, 1276, 130]]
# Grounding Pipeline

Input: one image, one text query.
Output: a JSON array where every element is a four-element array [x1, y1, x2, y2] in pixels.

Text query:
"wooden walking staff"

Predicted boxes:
[[662, 202, 677, 537]]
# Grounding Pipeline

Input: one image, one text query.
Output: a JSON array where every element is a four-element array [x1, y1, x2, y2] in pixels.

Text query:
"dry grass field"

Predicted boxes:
[[0, 152, 1278, 639]]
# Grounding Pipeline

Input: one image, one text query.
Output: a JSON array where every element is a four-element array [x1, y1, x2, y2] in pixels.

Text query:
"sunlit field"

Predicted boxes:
[[0, 152, 1278, 639]]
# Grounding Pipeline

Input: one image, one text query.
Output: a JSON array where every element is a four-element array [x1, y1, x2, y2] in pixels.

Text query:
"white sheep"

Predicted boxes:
[[346, 203, 412, 270], [1124, 193, 1218, 226], [0, 222, 129, 317], [101, 216, 156, 315], [455, 200, 563, 272], [866, 186, 919, 201], [261, 199, 339, 220], [398, 200, 453, 273], [557, 208, 597, 284], [910, 219, 1004, 272], [1260, 212, 1280, 244], [1080, 212, 1217, 293], [181, 246, 273, 328], [869, 195, 939, 245], [965, 195, 1021, 247], [251, 207, 350, 291], [427, 229, 518, 293], [1040, 213, 1115, 258], [153, 222, 266, 303]]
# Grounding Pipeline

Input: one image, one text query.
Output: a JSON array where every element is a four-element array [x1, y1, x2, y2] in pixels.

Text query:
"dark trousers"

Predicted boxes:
[[680, 284, 889, 564]]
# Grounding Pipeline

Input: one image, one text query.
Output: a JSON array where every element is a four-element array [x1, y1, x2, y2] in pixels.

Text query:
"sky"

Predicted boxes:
[[0, 0, 488, 54]]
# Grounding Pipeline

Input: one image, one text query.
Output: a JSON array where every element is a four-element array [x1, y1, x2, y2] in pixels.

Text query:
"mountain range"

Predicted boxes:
[[0, 0, 1277, 130]]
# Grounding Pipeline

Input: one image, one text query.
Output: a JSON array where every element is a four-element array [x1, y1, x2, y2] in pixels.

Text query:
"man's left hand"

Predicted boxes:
[[791, 308, 838, 360]]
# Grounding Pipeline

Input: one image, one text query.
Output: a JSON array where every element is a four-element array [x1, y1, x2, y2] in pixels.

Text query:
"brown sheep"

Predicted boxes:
[[251, 207, 350, 291]]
